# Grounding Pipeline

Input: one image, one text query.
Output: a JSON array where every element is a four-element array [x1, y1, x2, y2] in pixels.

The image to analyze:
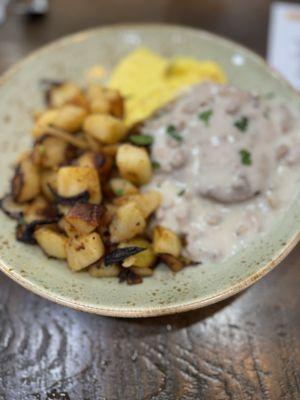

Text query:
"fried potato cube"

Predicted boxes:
[[23, 195, 49, 223], [159, 254, 184, 272], [41, 170, 57, 201], [32, 109, 59, 138], [116, 144, 152, 185], [76, 151, 113, 180], [53, 105, 87, 133], [66, 232, 104, 271], [65, 203, 103, 235], [83, 114, 126, 144], [119, 238, 156, 268], [32, 136, 69, 168], [58, 217, 77, 237], [114, 190, 161, 218], [57, 166, 102, 204], [88, 262, 120, 278], [131, 267, 154, 277], [86, 86, 124, 118], [34, 226, 67, 259], [12, 157, 40, 202], [109, 202, 146, 243], [153, 226, 182, 257], [50, 82, 86, 108], [110, 178, 138, 197]]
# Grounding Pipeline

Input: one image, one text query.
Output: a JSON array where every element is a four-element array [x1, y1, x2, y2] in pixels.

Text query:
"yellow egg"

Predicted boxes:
[[109, 47, 227, 126]]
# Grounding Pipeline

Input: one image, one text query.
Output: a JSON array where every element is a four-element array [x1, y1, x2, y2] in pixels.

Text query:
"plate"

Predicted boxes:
[[0, 24, 299, 317]]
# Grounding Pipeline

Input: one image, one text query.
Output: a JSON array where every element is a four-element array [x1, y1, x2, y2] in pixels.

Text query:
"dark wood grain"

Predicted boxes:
[[0, 1, 299, 399]]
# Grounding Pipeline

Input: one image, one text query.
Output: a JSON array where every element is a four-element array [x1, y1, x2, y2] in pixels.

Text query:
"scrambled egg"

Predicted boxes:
[[109, 47, 227, 126]]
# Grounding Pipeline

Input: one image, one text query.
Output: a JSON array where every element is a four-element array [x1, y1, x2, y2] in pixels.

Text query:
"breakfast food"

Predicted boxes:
[[143, 82, 300, 262], [1, 48, 299, 284]]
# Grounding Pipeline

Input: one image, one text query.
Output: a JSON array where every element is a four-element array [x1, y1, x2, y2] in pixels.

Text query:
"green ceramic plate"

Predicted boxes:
[[0, 24, 299, 317]]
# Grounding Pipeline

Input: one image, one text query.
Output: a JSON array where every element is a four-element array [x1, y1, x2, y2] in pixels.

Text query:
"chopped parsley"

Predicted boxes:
[[177, 189, 186, 196], [152, 160, 161, 170], [198, 109, 213, 126], [239, 149, 252, 166], [114, 188, 124, 197], [234, 116, 249, 132], [129, 134, 153, 146], [166, 125, 183, 142]]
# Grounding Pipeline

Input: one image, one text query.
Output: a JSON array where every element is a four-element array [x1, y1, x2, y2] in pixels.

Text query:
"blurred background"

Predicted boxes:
[[0, 0, 292, 73], [0, 1, 299, 400]]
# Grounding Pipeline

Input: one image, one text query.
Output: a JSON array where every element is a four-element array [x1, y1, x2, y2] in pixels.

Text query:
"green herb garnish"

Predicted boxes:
[[178, 189, 186, 196], [114, 188, 124, 197], [198, 109, 213, 126], [152, 161, 161, 170], [166, 125, 183, 142], [239, 149, 252, 166], [234, 116, 249, 132], [129, 134, 153, 146]]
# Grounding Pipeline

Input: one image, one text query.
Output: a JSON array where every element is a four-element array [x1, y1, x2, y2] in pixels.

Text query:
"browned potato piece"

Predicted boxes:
[[57, 166, 102, 204], [109, 202, 146, 243], [131, 267, 154, 277], [23, 195, 49, 223], [159, 254, 184, 272], [32, 109, 59, 138], [76, 151, 113, 181], [110, 178, 138, 197], [66, 232, 104, 271], [153, 226, 182, 257], [53, 105, 87, 133], [88, 262, 120, 278], [58, 217, 77, 237], [50, 82, 86, 109], [12, 157, 40, 202], [65, 203, 103, 235], [119, 238, 156, 268], [32, 136, 69, 168], [83, 114, 126, 144], [40, 170, 58, 201], [34, 226, 67, 259], [86, 86, 124, 118], [116, 144, 152, 185], [113, 190, 161, 218]]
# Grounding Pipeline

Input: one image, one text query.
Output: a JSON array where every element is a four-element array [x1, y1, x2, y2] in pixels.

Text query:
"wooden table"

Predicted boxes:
[[0, 1, 299, 399]]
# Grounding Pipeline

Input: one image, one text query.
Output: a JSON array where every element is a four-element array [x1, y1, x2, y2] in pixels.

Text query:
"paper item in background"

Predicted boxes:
[[268, 2, 300, 89]]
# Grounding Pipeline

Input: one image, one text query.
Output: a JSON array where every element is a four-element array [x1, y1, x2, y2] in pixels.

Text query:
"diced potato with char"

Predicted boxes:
[[153, 226, 182, 257], [53, 105, 87, 133], [12, 157, 40, 202], [114, 190, 161, 218], [116, 144, 152, 185], [86, 85, 124, 118], [34, 226, 67, 259], [88, 262, 120, 278], [83, 114, 126, 144], [58, 217, 77, 237], [65, 203, 103, 234], [40, 170, 58, 201], [66, 232, 104, 271], [159, 254, 184, 272], [76, 151, 113, 181], [57, 166, 102, 204], [32, 136, 69, 168], [109, 202, 146, 243], [119, 238, 156, 268], [32, 109, 59, 138], [49, 82, 87, 109], [23, 195, 49, 223], [110, 178, 138, 197], [131, 267, 154, 277]]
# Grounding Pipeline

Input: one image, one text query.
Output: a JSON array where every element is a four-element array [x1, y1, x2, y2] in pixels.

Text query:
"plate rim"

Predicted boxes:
[[0, 23, 299, 317]]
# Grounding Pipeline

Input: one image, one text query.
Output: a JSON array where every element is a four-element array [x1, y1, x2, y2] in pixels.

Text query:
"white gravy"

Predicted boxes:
[[142, 83, 300, 263]]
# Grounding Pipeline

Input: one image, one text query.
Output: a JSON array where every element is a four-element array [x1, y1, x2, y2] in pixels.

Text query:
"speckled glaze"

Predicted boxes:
[[0, 24, 299, 317]]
